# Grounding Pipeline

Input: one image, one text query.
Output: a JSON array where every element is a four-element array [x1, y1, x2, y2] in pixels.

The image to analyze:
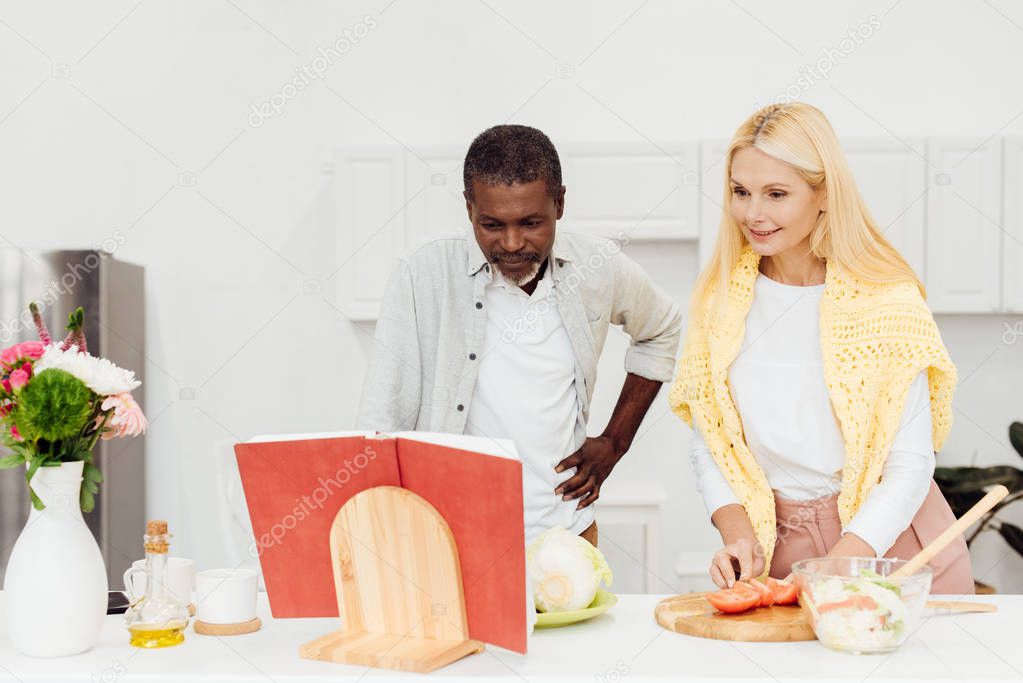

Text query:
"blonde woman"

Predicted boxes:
[[670, 102, 973, 594]]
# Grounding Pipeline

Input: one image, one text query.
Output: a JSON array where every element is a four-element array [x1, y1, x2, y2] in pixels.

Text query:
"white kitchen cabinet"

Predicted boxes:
[[334, 148, 405, 321], [845, 139, 927, 279], [1003, 137, 1023, 313], [336, 144, 702, 321], [405, 144, 704, 245], [596, 479, 664, 593], [335, 137, 1016, 320], [925, 138, 1003, 313], [560, 144, 700, 242], [404, 147, 470, 242]]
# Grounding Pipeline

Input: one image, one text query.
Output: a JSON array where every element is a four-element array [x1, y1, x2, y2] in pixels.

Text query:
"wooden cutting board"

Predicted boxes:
[[654, 593, 815, 642]]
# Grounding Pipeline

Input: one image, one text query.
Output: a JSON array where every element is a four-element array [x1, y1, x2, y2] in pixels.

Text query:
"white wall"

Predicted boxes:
[[2, 0, 1022, 591]]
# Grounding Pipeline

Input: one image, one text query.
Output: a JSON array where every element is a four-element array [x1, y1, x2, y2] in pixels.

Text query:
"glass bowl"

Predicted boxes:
[[791, 557, 932, 654]]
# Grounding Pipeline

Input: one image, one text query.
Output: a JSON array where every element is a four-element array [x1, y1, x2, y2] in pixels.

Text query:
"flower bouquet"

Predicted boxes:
[[0, 302, 147, 511], [2, 302, 148, 657]]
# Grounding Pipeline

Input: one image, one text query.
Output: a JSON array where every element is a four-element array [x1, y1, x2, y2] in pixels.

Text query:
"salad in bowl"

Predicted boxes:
[[791, 557, 932, 654]]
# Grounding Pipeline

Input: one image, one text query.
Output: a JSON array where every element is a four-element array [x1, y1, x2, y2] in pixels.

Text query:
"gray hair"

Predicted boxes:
[[463, 124, 562, 200]]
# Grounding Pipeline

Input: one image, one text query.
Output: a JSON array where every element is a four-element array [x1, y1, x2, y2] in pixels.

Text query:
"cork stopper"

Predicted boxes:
[[144, 519, 170, 554]]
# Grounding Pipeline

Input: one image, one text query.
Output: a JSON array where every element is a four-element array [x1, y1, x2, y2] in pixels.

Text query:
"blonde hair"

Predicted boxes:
[[692, 102, 923, 318]]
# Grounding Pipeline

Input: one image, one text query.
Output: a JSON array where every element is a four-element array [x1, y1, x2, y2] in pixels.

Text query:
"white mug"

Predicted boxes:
[[122, 557, 196, 604], [195, 568, 258, 624]]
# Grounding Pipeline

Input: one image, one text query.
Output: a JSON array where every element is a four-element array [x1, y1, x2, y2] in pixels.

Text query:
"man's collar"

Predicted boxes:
[[464, 229, 571, 276], [466, 231, 489, 276]]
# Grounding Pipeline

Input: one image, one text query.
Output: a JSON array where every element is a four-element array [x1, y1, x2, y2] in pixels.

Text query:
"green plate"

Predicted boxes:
[[534, 589, 618, 628]]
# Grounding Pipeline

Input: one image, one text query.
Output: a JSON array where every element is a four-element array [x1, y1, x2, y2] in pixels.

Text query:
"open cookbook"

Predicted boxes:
[[234, 431, 529, 653]]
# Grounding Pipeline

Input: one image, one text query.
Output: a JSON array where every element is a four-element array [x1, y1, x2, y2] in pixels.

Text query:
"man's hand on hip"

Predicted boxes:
[[554, 436, 622, 510], [552, 372, 663, 510]]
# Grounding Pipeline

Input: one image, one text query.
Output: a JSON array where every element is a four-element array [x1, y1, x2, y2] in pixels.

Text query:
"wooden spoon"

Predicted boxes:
[[889, 484, 1009, 581], [924, 600, 997, 614]]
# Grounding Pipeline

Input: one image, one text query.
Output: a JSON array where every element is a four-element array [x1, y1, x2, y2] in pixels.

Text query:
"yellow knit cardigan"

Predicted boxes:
[[668, 245, 957, 572]]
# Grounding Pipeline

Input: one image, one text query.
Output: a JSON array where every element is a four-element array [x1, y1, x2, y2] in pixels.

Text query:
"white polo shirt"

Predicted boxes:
[[465, 263, 594, 545]]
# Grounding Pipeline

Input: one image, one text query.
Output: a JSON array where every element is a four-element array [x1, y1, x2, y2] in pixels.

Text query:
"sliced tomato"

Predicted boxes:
[[748, 578, 775, 607], [817, 595, 878, 614], [728, 581, 763, 607], [729, 580, 761, 600], [706, 586, 761, 614], [765, 577, 799, 606]]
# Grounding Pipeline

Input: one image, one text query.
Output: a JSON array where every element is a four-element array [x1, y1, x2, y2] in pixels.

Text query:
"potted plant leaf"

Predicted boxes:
[[933, 422, 1023, 594]]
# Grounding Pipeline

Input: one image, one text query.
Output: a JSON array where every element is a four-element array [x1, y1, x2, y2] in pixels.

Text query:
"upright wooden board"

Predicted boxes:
[[299, 487, 484, 673], [654, 593, 815, 642]]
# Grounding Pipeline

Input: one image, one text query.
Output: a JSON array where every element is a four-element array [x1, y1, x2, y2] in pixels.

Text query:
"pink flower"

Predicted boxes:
[[1, 378, 10, 394], [8, 368, 29, 391], [100, 392, 148, 440], [10, 425, 22, 442], [22, 342, 44, 360], [0, 402, 11, 417], [0, 341, 45, 368]]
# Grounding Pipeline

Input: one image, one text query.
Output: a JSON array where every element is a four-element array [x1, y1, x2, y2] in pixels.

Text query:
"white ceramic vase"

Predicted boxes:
[[3, 460, 108, 657]]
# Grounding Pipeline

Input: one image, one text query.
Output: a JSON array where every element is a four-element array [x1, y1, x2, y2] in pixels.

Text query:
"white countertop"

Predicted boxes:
[[1, 592, 1020, 682]]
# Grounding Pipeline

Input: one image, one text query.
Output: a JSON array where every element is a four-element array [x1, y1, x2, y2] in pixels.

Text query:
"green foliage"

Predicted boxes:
[[934, 465, 1023, 495], [13, 369, 93, 442], [934, 424, 1023, 566], [65, 306, 84, 332], [0, 302, 120, 514], [1011, 422, 1023, 460], [80, 460, 103, 513], [998, 523, 1023, 556]]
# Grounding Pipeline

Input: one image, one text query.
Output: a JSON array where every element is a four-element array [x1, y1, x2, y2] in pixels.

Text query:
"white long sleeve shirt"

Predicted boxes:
[[690, 273, 935, 556]]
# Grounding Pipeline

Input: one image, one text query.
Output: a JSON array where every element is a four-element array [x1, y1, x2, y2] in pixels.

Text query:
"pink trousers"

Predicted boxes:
[[769, 480, 975, 595]]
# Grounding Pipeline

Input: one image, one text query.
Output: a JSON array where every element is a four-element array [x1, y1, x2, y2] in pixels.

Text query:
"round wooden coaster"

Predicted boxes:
[[193, 617, 262, 636]]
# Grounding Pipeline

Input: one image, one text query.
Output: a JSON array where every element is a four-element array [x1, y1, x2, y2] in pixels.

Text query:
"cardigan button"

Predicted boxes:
[[468, 353, 477, 360], [475, 302, 483, 309], [456, 404, 464, 412]]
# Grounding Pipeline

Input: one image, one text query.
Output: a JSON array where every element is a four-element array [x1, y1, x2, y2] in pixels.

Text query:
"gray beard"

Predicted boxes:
[[498, 261, 541, 286]]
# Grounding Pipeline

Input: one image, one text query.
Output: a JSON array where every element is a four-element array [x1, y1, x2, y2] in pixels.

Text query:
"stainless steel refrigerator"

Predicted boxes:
[[0, 250, 145, 587]]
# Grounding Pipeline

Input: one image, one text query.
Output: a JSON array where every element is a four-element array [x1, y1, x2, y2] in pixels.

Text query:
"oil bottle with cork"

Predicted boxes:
[[124, 520, 189, 648]]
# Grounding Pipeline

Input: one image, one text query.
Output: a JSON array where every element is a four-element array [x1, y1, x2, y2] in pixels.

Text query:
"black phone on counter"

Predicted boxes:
[[107, 590, 130, 615]]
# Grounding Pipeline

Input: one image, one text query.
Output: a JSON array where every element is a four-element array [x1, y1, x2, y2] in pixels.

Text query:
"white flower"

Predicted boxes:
[[34, 344, 141, 396]]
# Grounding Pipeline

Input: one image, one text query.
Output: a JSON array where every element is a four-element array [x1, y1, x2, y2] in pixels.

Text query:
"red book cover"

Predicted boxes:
[[234, 431, 527, 653], [234, 435, 400, 619], [397, 437, 526, 653]]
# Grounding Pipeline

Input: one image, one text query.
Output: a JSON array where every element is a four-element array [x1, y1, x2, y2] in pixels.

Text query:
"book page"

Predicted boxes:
[[392, 430, 519, 461], [247, 431, 519, 461], [247, 430, 372, 443]]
